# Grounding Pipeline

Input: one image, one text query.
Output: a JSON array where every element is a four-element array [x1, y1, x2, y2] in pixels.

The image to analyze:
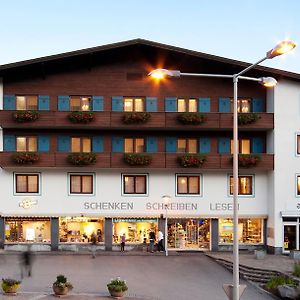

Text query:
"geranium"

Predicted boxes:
[[12, 111, 39, 122], [177, 113, 206, 125], [237, 154, 261, 168], [12, 152, 39, 164], [107, 277, 128, 293], [238, 113, 260, 125], [67, 152, 97, 166], [177, 154, 206, 167], [68, 111, 94, 124], [124, 153, 152, 166], [122, 112, 151, 124]]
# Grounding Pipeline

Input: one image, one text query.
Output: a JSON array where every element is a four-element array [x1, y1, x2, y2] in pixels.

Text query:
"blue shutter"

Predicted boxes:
[[57, 96, 70, 111], [3, 95, 16, 110], [165, 97, 177, 112], [38, 135, 50, 152], [38, 95, 50, 111], [3, 135, 15, 151], [92, 96, 104, 111], [112, 137, 124, 152], [146, 137, 157, 153], [146, 97, 157, 112], [218, 138, 230, 154], [219, 98, 231, 112], [92, 136, 103, 152], [252, 137, 264, 153], [165, 137, 177, 153], [252, 98, 264, 113], [57, 136, 70, 152], [112, 96, 123, 112], [199, 98, 211, 112], [199, 138, 211, 154]]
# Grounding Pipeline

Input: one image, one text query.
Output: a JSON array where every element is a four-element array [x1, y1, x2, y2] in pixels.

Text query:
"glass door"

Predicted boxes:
[[198, 219, 210, 249], [186, 220, 198, 249], [283, 224, 297, 253]]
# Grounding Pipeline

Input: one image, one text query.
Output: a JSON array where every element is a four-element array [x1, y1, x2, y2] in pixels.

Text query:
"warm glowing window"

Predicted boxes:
[[123, 175, 146, 194], [297, 176, 300, 196], [230, 139, 251, 154], [70, 96, 91, 111], [16, 136, 37, 152], [71, 137, 92, 152], [16, 95, 38, 110], [124, 138, 144, 153], [124, 97, 144, 112], [231, 98, 251, 113], [70, 175, 93, 194], [297, 135, 300, 155], [229, 176, 253, 195], [177, 175, 200, 194], [177, 98, 197, 112], [177, 139, 197, 153], [16, 174, 39, 193]]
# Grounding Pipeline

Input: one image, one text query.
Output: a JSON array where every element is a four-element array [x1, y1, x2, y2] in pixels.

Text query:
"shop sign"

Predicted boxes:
[[146, 202, 198, 211], [209, 202, 240, 211], [19, 198, 38, 209], [84, 202, 134, 210], [113, 218, 156, 223]]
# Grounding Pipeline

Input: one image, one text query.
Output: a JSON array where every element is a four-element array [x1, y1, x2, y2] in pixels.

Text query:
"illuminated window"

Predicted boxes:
[[177, 175, 200, 194], [71, 137, 92, 152], [297, 135, 300, 155], [124, 138, 144, 153], [70, 175, 93, 194], [124, 97, 144, 112], [123, 175, 147, 194], [16, 95, 38, 110], [16, 136, 37, 152], [70, 96, 91, 111], [177, 98, 197, 112], [297, 176, 300, 196], [230, 139, 251, 154], [177, 139, 197, 153], [15, 174, 39, 193], [229, 175, 253, 195], [231, 98, 251, 113]]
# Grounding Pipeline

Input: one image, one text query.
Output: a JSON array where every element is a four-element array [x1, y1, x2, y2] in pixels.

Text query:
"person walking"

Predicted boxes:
[[90, 232, 97, 258], [158, 230, 164, 252], [149, 230, 156, 253], [120, 233, 126, 252], [20, 246, 32, 279]]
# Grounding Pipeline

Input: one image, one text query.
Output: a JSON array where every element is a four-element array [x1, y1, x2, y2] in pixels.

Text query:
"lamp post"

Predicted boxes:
[[162, 195, 171, 256], [150, 40, 296, 300]]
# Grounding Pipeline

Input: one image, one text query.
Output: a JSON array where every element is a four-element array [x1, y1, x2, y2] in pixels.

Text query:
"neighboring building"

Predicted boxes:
[[0, 39, 299, 254]]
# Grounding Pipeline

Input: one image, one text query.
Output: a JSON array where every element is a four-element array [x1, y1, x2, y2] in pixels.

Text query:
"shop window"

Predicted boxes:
[[70, 96, 91, 111], [113, 218, 158, 243], [16, 95, 38, 110], [230, 98, 251, 113], [123, 174, 147, 194], [15, 174, 39, 193], [16, 136, 37, 152], [218, 218, 263, 244], [176, 175, 200, 195], [297, 176, 300, 196], [124, 138, 145, 153], [229, 175, 253, 195], [5, 217, 50, 243], [177, 98, 197, 112], [71, 137, 92, 153], [230, 139, 251, 154], [70, 174, 93, 194], [124, 97, 144, 112], [177, 138, 197, 154], [59, 217, 104, 243]]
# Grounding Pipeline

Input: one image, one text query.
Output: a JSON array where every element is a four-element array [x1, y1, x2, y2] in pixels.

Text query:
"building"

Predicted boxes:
[[0, 39, 299, 254]]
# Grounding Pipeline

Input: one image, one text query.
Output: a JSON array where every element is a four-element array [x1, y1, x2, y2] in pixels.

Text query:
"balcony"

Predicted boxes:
[[0, 111, 273, 130], [0, 152, 274, 170]]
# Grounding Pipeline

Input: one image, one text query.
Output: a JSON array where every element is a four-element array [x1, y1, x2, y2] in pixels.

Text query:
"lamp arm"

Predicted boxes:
[[235, 56, 268, 77]]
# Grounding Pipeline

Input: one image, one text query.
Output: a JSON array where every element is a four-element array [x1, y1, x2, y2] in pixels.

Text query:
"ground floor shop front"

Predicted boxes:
[[0, 216, 266, 252]]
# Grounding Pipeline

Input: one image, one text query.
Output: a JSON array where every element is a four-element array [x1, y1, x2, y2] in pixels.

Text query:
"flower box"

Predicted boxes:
[[67, 152, 97, 166], [1, 278, 21, 295], [107, 277, 128, 299], [238, 113, 260, 125], [68, 111, 94, 123], [177, 154, 206, 168], [122, 112, 151, 124], [12, 152, 39, 164], [12, 110, 39, 122], [236, 154, 261, 168], [177, 113, 207, 125], [124, 153, 152, 166]]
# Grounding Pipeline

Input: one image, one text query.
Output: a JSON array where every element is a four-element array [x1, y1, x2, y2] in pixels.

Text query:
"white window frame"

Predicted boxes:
[[121, 173, 148, 196], [175, 173, 202, 197], [228, 174, 254, 197], [68, 172, 95, 196], [14, 172, 41, 195]]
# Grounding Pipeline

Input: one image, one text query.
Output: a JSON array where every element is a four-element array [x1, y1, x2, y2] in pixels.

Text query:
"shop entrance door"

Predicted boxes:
[[283, 223, 297, 253]]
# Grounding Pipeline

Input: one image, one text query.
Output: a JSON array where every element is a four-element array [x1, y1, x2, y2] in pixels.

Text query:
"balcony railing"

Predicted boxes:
[[0, 111, 274, 130], [0, 152, 274, 170]]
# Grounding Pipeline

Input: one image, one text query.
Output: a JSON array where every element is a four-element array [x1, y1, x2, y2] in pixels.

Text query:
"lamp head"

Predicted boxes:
[[162, 195, 171, 205], [259, 77, 277, 87], [148, 68, 181, 79], [266, 40, 296, 59]]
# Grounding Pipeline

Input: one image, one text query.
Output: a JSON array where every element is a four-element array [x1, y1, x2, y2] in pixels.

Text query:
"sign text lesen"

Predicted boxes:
[[209, 203, 240, 211]]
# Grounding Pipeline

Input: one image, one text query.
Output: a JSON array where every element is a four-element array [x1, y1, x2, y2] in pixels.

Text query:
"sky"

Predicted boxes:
[[0, 0, 299, 73]]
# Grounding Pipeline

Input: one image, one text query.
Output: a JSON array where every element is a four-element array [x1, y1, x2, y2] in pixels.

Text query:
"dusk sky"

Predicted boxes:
[[1, 0, 299, 73]]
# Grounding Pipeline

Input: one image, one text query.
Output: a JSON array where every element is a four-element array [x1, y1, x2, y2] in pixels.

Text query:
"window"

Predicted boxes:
[[177, 175, 200, 195], [16, 136, 37, 152], [70, 96, 91, 111], [230, 98, 251, 113], [229, 175, 253, 195], [124, 97, 144, 112], [16, 95, 38, 110], [177, 138, 197, 153], [297, 176, 300, 196], [71, 137, 92, 152], [230, 139, 251, 154], [123, 175, 147, 194], [124, 138, 145, 153], [297, 135, 300, 155], [15, 174, 39, 193], [70, 174, 93, 194], [177, 98, 197, 112]]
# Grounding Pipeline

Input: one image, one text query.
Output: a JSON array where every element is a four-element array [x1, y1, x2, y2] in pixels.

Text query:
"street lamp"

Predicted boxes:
[[150, 40, 296, 300], [162, 195, 171, 256]]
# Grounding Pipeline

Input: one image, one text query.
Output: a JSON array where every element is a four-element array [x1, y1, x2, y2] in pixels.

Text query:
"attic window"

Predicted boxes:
[[127, 73, 144, 81]]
